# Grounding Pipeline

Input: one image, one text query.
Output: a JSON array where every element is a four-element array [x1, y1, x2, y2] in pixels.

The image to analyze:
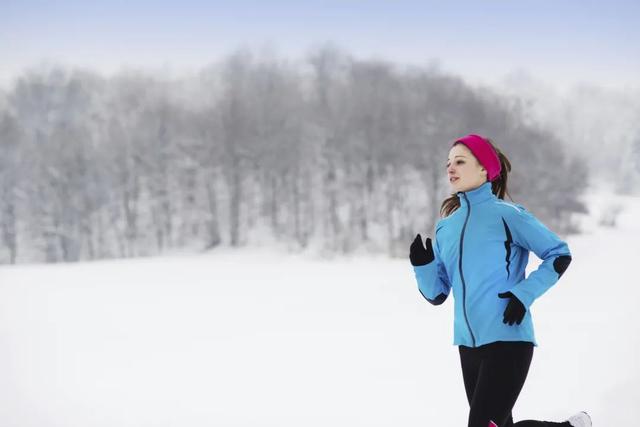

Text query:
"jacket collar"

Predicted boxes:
[[457, 181, 495, 206]]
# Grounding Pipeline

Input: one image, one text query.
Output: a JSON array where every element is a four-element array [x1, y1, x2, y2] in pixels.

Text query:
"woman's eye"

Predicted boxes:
[[446, 160, 465, 167]]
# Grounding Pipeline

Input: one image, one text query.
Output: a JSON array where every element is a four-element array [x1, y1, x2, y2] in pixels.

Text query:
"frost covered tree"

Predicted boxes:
[[0, 111, 22, 263], [0, 49, 592, 263]]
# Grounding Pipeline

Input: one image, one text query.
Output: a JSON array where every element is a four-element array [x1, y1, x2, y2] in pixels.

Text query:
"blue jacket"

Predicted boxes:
[[412, 181, 572, 347]]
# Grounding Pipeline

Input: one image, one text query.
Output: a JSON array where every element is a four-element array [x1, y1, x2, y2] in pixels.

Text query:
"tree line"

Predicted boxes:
[[0, 47, 587, 264]]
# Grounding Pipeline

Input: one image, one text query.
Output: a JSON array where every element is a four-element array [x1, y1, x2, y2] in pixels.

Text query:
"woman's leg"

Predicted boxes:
[[465, 341, 532, 427], [459, 344, 482, 406], [460, 341, 572, 427], [460, 344, 515, 425]]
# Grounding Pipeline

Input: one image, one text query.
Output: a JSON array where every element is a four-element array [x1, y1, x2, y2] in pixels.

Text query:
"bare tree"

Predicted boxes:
[[0, 49, 591, 264], [0, 112, 22, 263]]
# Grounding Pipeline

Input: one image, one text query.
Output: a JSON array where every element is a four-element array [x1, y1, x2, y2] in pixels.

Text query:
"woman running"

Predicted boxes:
[[409, 134, 591, 427]]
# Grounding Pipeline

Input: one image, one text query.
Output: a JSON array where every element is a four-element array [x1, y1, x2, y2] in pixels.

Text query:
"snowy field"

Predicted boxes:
[[0, 191, 638, 426]]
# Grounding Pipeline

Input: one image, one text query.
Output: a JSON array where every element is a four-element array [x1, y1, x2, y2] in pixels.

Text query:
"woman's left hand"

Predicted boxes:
[[498, 292, 526, 326]]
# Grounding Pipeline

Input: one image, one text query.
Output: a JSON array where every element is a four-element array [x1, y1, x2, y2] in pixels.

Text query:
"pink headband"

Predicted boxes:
[[453, 134, 502, 181]]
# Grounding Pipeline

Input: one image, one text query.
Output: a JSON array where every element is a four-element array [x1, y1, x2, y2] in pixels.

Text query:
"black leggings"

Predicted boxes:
[[459, 341, 570, 427]]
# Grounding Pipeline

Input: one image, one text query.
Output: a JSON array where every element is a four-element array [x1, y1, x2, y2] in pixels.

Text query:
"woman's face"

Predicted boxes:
[[447, 143, 488, 193]]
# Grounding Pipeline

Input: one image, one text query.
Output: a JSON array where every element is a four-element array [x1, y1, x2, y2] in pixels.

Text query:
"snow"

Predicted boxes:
[[0, 190, 638, 426]]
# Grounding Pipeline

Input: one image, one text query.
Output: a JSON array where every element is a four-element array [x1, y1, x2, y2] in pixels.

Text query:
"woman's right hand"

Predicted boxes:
[[410, 233, 435, 266]]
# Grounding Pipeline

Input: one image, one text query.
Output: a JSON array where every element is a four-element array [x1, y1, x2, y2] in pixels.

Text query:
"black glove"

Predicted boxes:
[[410, 233, 435, 266], [498, 292, 526, 326]]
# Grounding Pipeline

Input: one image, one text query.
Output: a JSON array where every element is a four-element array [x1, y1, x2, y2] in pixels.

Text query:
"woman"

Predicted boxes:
[[409, 134, 591, 427]]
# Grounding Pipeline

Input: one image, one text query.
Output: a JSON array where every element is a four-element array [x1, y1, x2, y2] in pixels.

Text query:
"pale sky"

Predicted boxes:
[[2, 0, 639, 89]]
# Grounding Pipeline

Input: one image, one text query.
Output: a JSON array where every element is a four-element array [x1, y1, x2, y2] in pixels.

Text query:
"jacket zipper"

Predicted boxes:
[[459, 193, 476, 347]]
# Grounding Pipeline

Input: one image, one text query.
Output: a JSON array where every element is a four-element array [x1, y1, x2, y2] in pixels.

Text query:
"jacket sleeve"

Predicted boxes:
[[507, 205, 572, 309], [412, 230, 451, 305]]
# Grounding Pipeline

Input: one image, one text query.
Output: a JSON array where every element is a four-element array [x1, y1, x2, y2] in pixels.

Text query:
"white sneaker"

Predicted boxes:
[[566, 411, 592, 427]]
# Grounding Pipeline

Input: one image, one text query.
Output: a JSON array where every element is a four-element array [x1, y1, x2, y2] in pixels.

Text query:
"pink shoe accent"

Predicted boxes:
[[488, 422, 498, 427]]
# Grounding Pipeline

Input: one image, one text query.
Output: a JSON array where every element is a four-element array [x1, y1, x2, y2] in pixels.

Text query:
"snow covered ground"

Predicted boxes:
[[0, 190, 638, 426]]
